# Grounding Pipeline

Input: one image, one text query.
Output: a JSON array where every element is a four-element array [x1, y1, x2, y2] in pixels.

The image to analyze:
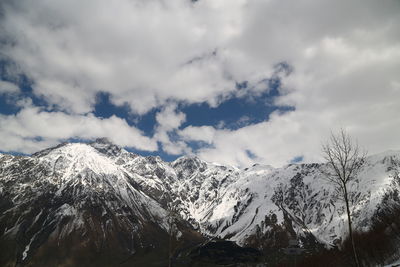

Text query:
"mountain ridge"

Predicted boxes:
[[1, 139, 400, 265]]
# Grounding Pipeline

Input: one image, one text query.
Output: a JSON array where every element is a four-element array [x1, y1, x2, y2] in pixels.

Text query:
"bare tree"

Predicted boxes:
[[322, 129, 366, 267]]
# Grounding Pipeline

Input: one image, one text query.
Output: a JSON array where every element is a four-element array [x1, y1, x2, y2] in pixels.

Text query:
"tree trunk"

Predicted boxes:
[[344, 185, 360, 267]]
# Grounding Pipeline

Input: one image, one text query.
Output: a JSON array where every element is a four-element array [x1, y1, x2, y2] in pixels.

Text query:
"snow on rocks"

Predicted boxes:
[[1, 139, 400, 251]]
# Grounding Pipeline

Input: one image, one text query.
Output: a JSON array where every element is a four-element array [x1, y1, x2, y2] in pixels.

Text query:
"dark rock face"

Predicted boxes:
[[90, 138, 123, 157]]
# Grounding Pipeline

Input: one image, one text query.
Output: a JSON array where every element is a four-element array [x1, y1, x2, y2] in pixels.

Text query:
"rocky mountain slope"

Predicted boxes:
[[0, 139, 202, 266], [1, 138, 399, 265]]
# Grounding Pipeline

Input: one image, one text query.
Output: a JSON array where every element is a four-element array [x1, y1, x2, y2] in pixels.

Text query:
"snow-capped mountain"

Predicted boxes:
[[1, 139, 399, 265], [0, 139, 201, 266]]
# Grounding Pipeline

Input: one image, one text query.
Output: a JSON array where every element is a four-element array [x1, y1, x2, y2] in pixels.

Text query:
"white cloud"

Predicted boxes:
[[0, 0, 399, 166], [179, 111, 326, 167], [0, 80, 20, 94], [179, 125, 216, 144], [155, 104, 186, 132], [0, 105, 157, 154], [0, 0, 248, 114], [180, 39, 400, 167], [175, 0, 400, 167], [153, 104, 190, 155]]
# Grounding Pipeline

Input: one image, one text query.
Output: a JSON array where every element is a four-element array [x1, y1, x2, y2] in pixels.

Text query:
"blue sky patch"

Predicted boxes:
[[290, 155, 304, 163]]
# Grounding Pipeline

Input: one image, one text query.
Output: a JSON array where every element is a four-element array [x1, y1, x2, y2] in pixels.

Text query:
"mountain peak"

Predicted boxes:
[[90, 138, 123, 157], [92, 137, 113, 145], [39, 142, 121, 177], [31, 142, 69, 157], [31, 138, 123, 159], [172, 155, 204, 167]]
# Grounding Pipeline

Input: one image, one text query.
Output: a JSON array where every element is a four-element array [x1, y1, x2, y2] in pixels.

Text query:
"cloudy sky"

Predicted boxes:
[[0, 0, 399, 167]]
